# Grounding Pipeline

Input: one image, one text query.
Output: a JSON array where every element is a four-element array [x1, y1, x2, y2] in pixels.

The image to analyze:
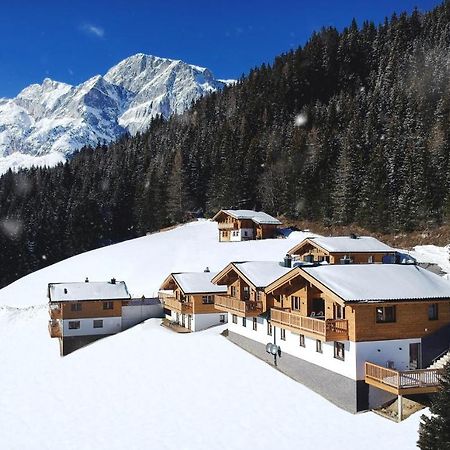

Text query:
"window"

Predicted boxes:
[[243, 286, 250, 301], [280, 328, 286, 341], [334, 342, 345, 361], [291, 296, 300, 310], [70, 302, 82, 311], [303, 254, 314, 263], [428, 303, 439, 321], [220, 315, 226, 323], [253, 317, 257, 331], [93, 319, 103, 328], [231, 286, 236, 297], [267, 322, 272, 336], [232, 314, 237, 324], [68, 321, 80, 329], [299, 334, 305, 347], [316, 340, 322, 353], [242, 317, 246, 327], [103, 301, 114, 310], [368, 255, 374, 263], [202, 295, 214, 304], [244, 231, 248, 237], [376, 306, 396, 323]]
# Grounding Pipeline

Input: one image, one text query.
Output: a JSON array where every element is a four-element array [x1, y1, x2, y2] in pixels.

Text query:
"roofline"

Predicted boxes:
[[160, 272, 227, 296], [211, 262, 259, 290], [49, 297, 129, 304], [287, 237, 395, 256], [212, 209, 281, 225]]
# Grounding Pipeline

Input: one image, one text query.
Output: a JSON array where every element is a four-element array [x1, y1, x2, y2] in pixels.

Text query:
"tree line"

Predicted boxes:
[[1, 2, 450, 287]]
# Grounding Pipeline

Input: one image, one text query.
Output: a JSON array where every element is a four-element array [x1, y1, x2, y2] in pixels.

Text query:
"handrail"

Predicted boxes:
[[215, 295, 263, 314], [432, 347, 450, 365]]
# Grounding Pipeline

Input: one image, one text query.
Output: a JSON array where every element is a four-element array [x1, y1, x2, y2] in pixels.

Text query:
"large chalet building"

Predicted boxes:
[[287, 235, 396, 265], [213, 260, 450, 413], [159, 270, 228, 331], [48, 279, 162, 355], [213, 209, 281, 242]]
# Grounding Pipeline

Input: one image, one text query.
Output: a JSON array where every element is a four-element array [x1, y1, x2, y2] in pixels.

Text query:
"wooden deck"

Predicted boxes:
[[270, 308, 349, 341], [365, 362, 443, 395], [214, 295, 263, 317], [217, 222, 236, 230], [161, 295, 193, 313], [49, 305, 61, 320], [48, 320, 62, 338]]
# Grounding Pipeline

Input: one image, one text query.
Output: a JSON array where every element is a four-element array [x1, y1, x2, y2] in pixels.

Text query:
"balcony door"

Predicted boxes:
[[409, 343, 422, 369], [333, 303, 345, 320]]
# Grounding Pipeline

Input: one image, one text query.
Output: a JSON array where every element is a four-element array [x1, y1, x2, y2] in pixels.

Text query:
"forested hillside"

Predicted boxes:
[[1, 2, 450, 287]]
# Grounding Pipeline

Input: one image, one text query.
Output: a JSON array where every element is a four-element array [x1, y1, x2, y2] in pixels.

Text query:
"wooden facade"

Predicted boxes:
[[287, 238, 396, 265], [213, 210, 280, 242], [264, 267, 450, 343], [159, 274, 224, 316]]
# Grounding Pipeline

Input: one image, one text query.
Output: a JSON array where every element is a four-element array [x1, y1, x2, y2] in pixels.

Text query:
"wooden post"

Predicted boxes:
[[398, 395, 402, 423]]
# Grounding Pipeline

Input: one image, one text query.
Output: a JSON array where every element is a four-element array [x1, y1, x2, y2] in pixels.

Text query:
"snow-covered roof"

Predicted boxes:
[[49, 281, 130, 302], [295, 236, 394, 253], [234, 261, 292, 288], [216, 209, 281, 225], [172, 272, 227, 294], [301, 264, 450, 302]]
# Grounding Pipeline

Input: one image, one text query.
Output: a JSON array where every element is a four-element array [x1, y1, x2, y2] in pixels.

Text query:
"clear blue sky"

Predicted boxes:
[[0, 0, 443, 97]]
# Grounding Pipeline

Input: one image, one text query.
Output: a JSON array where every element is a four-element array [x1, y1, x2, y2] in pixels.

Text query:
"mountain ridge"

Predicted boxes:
[[0, 53, 230, 173]]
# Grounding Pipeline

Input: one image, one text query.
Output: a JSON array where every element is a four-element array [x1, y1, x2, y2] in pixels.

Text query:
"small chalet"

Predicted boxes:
[[286, 235, 396, 265], [48, 279, 130, 355], [215, 261, 450, 414], [213, 209, 281, 242], [159, 270, 228, 331]]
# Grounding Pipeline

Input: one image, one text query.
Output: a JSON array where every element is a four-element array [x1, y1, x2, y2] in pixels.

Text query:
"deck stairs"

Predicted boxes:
[[428, 349, 450, 370]]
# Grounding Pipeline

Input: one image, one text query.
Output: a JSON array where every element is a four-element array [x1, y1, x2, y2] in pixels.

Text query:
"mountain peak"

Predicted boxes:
[[0, 53, 233, 173]]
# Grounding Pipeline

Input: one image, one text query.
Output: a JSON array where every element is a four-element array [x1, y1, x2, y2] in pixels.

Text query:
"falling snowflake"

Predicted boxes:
[[1, 219, 23, 239], [294, 113, 308, 127]]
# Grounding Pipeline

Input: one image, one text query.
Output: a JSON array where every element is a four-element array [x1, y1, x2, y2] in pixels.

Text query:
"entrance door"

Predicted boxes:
[[409, 343, 421, 369], [181, 314, 185, 327], [188, 315, 192, 330]]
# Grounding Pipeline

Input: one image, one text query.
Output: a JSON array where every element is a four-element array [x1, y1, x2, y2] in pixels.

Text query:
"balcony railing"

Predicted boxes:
[[218, 222, 236, 230], [214, 295, 263, 316], [49, 304, 62, 320], [270, 309, 349, 341], [48, 320, 62, 338], [365, 362, 443, 395], [161, 295, 193, 313]]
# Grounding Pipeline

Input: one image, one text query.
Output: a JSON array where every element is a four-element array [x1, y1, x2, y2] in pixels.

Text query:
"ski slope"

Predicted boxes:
[[0, 220, 442, 449]]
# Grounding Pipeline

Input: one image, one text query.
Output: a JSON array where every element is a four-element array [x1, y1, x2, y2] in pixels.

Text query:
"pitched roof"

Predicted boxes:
[[301, 264, 450, 302], [290, 236, 394, 254], [232, 261, 292, 288], [172, 272, 227, 294], [48, 281, 130, 302], [214, 209, 281, 225]]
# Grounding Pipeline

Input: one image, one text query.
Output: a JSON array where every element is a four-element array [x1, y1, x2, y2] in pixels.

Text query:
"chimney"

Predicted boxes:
[[284, 254, 292, 268], [204, 267, 210, 273], [111, 278, 116, 284], [85, 277, 89, 283], [64, 288, 68, 294]]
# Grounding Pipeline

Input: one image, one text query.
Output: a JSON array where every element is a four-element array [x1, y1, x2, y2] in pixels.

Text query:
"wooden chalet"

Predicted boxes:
[[48, 279, 131, 355], [216, 261, 450, 414], [213, 209, 281, 242], [159, 270, 228, 331], [286, 235, 396, 265]]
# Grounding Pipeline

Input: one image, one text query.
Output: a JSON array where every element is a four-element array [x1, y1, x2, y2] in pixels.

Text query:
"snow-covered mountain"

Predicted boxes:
[[0, 54, 230, 173]]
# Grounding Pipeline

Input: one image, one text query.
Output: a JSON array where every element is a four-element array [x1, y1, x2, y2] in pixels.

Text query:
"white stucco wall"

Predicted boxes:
[[354, 338, 421, 379], [227, 313, 357, 379], [192, 313, 227, 331], [63, 317, 122, 337], [122, 303, 164, 330], [230, 228, 253, 242]]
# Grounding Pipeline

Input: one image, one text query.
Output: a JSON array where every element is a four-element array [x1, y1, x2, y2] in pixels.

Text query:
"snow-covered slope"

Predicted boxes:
[[0, 54, 229, 173], [0, 221, 423, 449]]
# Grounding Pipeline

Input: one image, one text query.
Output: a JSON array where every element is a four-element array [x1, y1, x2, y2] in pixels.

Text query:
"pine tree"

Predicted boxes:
[[418, 363, 450, 450]]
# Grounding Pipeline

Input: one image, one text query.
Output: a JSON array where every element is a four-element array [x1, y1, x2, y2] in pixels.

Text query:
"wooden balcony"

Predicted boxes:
[[365, 362, 443, 395], [270, 309, 349, 341], [48, 320, 62, 338], [162, 295, 193, 313], [214, 295, 263, 317], [218, 222, 236, 230], [49, 305, 62, 320]]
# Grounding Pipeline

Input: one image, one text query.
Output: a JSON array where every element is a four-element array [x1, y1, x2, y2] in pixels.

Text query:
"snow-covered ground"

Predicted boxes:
[[0, 220, 444, 450]]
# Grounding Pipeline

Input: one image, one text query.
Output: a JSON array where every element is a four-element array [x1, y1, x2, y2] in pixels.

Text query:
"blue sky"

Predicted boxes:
[[0, 0, 443, 97]]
